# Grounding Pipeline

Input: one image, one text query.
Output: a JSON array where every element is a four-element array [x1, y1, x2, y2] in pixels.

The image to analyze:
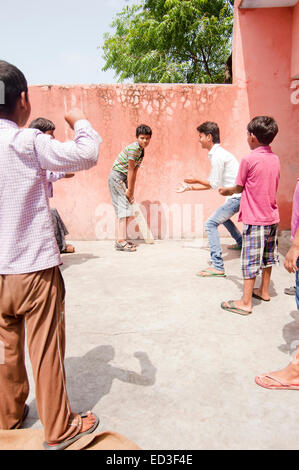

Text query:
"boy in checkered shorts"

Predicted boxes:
[[219, 116, 280, 315]]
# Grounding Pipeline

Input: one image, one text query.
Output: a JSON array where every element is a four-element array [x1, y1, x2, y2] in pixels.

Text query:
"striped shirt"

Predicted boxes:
[[0, 118, 101, 274], [113, 141, 144, 175]]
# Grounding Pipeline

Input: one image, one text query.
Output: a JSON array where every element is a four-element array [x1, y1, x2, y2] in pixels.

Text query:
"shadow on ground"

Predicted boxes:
[[26, 345, 156, 426], [278, 310, 299, 356], [60, 253, 101, 271]]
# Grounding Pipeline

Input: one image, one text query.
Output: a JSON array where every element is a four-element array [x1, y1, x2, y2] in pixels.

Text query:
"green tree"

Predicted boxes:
[[102, 0, 234, 84]]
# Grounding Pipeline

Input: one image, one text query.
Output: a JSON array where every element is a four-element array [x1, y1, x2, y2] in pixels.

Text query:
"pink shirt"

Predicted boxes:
[[236, 146, 280, 226], [0, 119, 101, 274], [291, 180, 299, 240]]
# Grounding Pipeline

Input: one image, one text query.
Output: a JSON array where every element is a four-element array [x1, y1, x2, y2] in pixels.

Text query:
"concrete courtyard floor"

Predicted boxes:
[[23, 235, 299, 450]]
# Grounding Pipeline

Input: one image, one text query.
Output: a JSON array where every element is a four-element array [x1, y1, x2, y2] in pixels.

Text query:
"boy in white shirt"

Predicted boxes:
[[177, 121, 241, 277]]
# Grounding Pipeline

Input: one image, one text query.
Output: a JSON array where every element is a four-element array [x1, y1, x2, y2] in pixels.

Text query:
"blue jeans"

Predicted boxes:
[[205, 197, 242, 272]]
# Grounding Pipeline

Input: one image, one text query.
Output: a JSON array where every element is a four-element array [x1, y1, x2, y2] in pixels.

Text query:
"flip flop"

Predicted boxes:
[[43, 411, 100, 451], [252, 292, 270, 302], [221, 300, 252, 315], [255, 374, 299, 390], [197, 269, 226, 278]]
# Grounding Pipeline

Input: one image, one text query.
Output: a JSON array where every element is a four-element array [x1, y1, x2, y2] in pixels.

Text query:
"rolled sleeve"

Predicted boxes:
[[34, 120, 102, 173]]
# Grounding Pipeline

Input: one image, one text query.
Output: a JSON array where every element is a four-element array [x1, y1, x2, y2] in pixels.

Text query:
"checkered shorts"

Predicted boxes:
[[241, 224, 279, 279]]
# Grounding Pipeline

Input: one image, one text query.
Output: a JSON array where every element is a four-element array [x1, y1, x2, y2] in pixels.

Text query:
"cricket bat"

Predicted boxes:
[[121, 182, 154, 244]]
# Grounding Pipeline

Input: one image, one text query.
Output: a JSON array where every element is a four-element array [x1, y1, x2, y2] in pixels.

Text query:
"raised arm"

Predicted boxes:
[[34, 109, 101, 173]]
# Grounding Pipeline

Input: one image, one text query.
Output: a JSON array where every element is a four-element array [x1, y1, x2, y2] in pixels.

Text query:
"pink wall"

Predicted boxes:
[[27, 1, 299, 240], [234, 0, 299, 228], [292, 1, 299, 77], [29, 84, 248, 240]]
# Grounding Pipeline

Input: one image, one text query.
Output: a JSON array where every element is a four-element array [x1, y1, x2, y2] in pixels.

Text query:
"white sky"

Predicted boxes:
[[0, 0, 137, 85]]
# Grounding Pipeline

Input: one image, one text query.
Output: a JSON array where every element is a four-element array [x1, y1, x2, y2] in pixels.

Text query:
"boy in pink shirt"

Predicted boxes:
[[219, 116, 280, 315]]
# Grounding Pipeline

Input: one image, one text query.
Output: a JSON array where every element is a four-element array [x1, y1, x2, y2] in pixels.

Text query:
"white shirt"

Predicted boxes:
[[208, 144, 241, 198], [0, 119, 101, 274]]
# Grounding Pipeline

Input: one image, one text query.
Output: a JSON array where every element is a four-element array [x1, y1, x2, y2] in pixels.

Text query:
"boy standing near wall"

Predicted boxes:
[[0, 61, 101, 450], [220, 116, 280, 315], [108, 125, 152, 252], [176, 121, 242, 277]]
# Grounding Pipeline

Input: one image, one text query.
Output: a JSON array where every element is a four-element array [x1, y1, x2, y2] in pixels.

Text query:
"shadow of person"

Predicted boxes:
[[60, 253, 101, 272], [278, 310, 299, 355], [26, 345, 156, 426]]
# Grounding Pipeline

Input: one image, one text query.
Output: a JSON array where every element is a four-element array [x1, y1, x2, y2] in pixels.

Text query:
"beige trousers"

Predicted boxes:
[[0, 267, 82, 443]]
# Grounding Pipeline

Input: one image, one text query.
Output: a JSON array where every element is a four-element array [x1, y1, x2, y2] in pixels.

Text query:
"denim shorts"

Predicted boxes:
[[108, 170, 132, 219]]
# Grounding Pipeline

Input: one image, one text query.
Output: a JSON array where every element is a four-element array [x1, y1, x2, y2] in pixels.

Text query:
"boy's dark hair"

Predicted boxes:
[[247, 116, 278, 145], [136, 124, 152, 138], [0, 60, 28, 116], [29, 117, 55, 133], [196, 122, 220, 144]]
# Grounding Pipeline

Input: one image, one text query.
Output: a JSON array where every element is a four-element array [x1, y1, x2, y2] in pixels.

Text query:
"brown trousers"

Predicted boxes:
[[0, 267, 82, 443]]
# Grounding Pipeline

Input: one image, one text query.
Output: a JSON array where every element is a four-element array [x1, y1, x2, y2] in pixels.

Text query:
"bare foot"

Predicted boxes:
[[253, 287, 270, 302]]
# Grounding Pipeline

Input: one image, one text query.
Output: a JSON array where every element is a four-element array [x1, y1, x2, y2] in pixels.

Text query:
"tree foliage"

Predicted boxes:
[[102, 0, 234, 84]]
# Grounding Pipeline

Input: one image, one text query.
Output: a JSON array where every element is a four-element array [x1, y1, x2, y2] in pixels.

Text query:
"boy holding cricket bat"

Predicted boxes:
[[108, 124, 152, 252]]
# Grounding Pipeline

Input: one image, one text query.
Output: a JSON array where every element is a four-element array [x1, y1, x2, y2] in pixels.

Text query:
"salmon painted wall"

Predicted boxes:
[[27, 1, 299, 240], [292, 1, 299, 77], [235, 0, 299, 229], [28, 84, 248, 240]]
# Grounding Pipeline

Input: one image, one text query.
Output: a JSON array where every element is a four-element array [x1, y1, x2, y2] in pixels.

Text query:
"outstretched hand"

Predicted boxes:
[[176, 182, 190, 193]]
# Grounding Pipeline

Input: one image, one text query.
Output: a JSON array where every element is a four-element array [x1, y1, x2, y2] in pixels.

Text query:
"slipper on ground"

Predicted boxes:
[[221, 300, 252, 315], [255, 375, 299, 390], [252, 292, 270, 302], [43, 412, 100, 451], [196, 269, 226, 278]]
